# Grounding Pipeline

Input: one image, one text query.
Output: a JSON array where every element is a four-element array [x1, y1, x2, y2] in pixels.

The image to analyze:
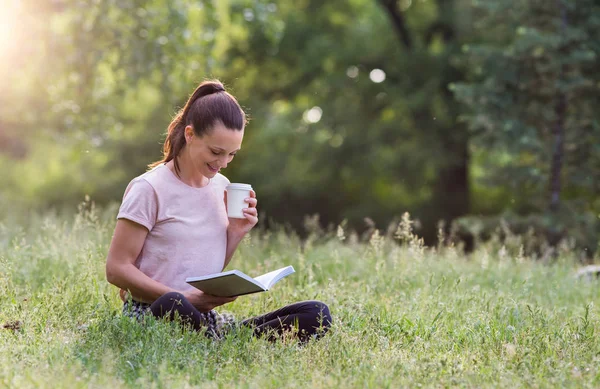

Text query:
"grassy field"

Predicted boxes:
[[1, 203, 599, 388]]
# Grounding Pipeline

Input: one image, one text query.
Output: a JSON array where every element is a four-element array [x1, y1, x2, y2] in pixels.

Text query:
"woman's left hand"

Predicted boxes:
[[226, 190, 258, 236]]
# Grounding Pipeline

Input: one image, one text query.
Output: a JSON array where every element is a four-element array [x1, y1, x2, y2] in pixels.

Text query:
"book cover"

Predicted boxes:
[[186, 265, 295, 297]]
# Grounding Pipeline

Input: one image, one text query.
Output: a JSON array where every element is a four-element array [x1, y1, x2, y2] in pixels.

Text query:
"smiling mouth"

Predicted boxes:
[[207, 163, 219, 173]]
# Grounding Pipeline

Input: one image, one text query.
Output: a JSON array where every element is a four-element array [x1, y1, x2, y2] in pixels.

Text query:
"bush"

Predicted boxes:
[[451, 209, 599, 261]]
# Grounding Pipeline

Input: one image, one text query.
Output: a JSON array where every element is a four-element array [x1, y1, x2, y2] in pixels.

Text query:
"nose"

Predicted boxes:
[[219, 155, 229, 169]]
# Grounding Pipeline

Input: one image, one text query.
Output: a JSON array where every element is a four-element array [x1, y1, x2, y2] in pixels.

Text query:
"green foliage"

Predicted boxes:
[[2, 0, 598, 250], [452, 0, 600, 214], [2, 208, 600, 387], [1, 0, 476, 242], [214, 0, 473, 236]]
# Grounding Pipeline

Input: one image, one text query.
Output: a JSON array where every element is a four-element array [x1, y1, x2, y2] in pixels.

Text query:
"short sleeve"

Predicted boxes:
[[117, 179, 158, 231], [215, 173, 230, 192]]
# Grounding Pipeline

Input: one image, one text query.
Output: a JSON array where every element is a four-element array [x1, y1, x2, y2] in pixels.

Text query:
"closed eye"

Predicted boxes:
[[211, 149, 237, 156]]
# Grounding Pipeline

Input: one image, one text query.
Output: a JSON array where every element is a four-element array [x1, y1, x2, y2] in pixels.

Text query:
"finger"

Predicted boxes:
[[244, 214, 258, 225], [243, 207, 258, 217], [249, 190, 256, 198], [245, 197, 258, 207]]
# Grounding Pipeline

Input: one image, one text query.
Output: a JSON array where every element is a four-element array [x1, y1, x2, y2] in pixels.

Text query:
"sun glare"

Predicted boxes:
[[0, 1, 21, 61]]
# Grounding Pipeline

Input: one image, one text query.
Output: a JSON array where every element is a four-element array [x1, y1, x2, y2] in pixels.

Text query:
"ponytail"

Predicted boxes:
[[149, 80, 245, 175]]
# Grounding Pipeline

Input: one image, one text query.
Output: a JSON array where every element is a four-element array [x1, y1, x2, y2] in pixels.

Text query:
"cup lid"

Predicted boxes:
[[226, 183, 253, 190]]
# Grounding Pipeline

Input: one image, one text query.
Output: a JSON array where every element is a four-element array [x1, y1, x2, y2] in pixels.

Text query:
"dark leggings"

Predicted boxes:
[[150, 292, 332, 342]]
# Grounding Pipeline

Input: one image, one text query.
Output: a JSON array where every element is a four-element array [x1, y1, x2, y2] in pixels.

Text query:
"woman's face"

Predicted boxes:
[[184, 122, 244, 178]]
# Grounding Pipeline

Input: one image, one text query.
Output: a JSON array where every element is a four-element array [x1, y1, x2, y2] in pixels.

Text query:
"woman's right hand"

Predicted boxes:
[[183, 289, 237, 312]]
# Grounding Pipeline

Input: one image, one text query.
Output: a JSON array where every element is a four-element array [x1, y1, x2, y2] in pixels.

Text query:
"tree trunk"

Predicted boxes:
[[378, 0, 471, 243], [433, 0, 471, 227], [550, 94, 566, 212], [550, 0, 567, 212], [434, 124, 470, 221]]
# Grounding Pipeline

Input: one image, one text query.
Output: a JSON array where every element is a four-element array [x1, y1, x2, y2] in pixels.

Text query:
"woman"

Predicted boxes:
[[106, 80, 331, 342]]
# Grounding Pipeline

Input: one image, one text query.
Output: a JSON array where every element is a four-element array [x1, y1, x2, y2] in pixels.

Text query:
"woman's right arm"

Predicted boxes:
[[106, 219, 236, 310], [106, 219, 175, 303]]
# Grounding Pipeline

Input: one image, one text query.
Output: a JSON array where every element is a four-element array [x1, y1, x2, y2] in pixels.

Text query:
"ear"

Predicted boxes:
[[184, 125, 194, 144]]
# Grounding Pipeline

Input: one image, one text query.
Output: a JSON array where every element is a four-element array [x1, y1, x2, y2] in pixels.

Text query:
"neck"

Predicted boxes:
[[167, 157, 210, 188]]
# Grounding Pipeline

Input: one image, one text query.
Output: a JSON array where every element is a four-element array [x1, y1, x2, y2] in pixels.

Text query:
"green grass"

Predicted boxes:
[[1, 203, 599, 388]]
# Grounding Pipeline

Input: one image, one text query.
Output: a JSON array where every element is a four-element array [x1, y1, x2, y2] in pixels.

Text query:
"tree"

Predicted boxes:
[[212, 0, 477, 240], [2, 0, 478, 241], [1, 0, 225, 206], [377, 0, 473, 230], [451, 0, 600, 252]]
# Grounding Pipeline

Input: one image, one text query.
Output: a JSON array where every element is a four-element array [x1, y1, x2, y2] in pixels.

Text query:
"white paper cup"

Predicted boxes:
[[226, 183, 253, 218]]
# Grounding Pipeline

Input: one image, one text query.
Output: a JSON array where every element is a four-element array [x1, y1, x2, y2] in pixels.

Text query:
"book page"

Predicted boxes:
[[253, 266, 295, 290]]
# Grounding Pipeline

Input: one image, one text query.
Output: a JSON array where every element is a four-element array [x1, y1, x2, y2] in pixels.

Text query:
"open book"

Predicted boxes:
[[186, 266, 295, 297]]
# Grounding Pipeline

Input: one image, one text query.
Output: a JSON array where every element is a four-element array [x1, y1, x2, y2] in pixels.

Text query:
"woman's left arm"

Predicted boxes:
[[224, 190, 258, 269]]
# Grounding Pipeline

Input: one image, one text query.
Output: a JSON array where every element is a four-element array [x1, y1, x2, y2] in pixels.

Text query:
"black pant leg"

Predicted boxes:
[[149, 292, 208, 332], [241, 300, 332, 342]]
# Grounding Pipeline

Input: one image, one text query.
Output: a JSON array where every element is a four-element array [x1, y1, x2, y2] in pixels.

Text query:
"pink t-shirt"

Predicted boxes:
[[117, 164, 229, 293]]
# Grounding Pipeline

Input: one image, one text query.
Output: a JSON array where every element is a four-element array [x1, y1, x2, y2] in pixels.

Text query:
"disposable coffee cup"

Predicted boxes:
[[226, 183, 253, 218]]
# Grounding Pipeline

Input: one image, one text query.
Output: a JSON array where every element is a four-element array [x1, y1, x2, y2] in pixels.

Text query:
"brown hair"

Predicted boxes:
[[149, 80, 246, 175]]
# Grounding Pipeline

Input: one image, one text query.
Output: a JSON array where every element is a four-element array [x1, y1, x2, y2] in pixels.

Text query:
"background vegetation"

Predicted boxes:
[[1, 1, 599, 250]]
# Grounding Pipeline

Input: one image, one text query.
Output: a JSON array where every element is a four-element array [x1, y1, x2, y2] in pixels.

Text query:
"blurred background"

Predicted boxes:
[[1, 0, 599, 255]]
